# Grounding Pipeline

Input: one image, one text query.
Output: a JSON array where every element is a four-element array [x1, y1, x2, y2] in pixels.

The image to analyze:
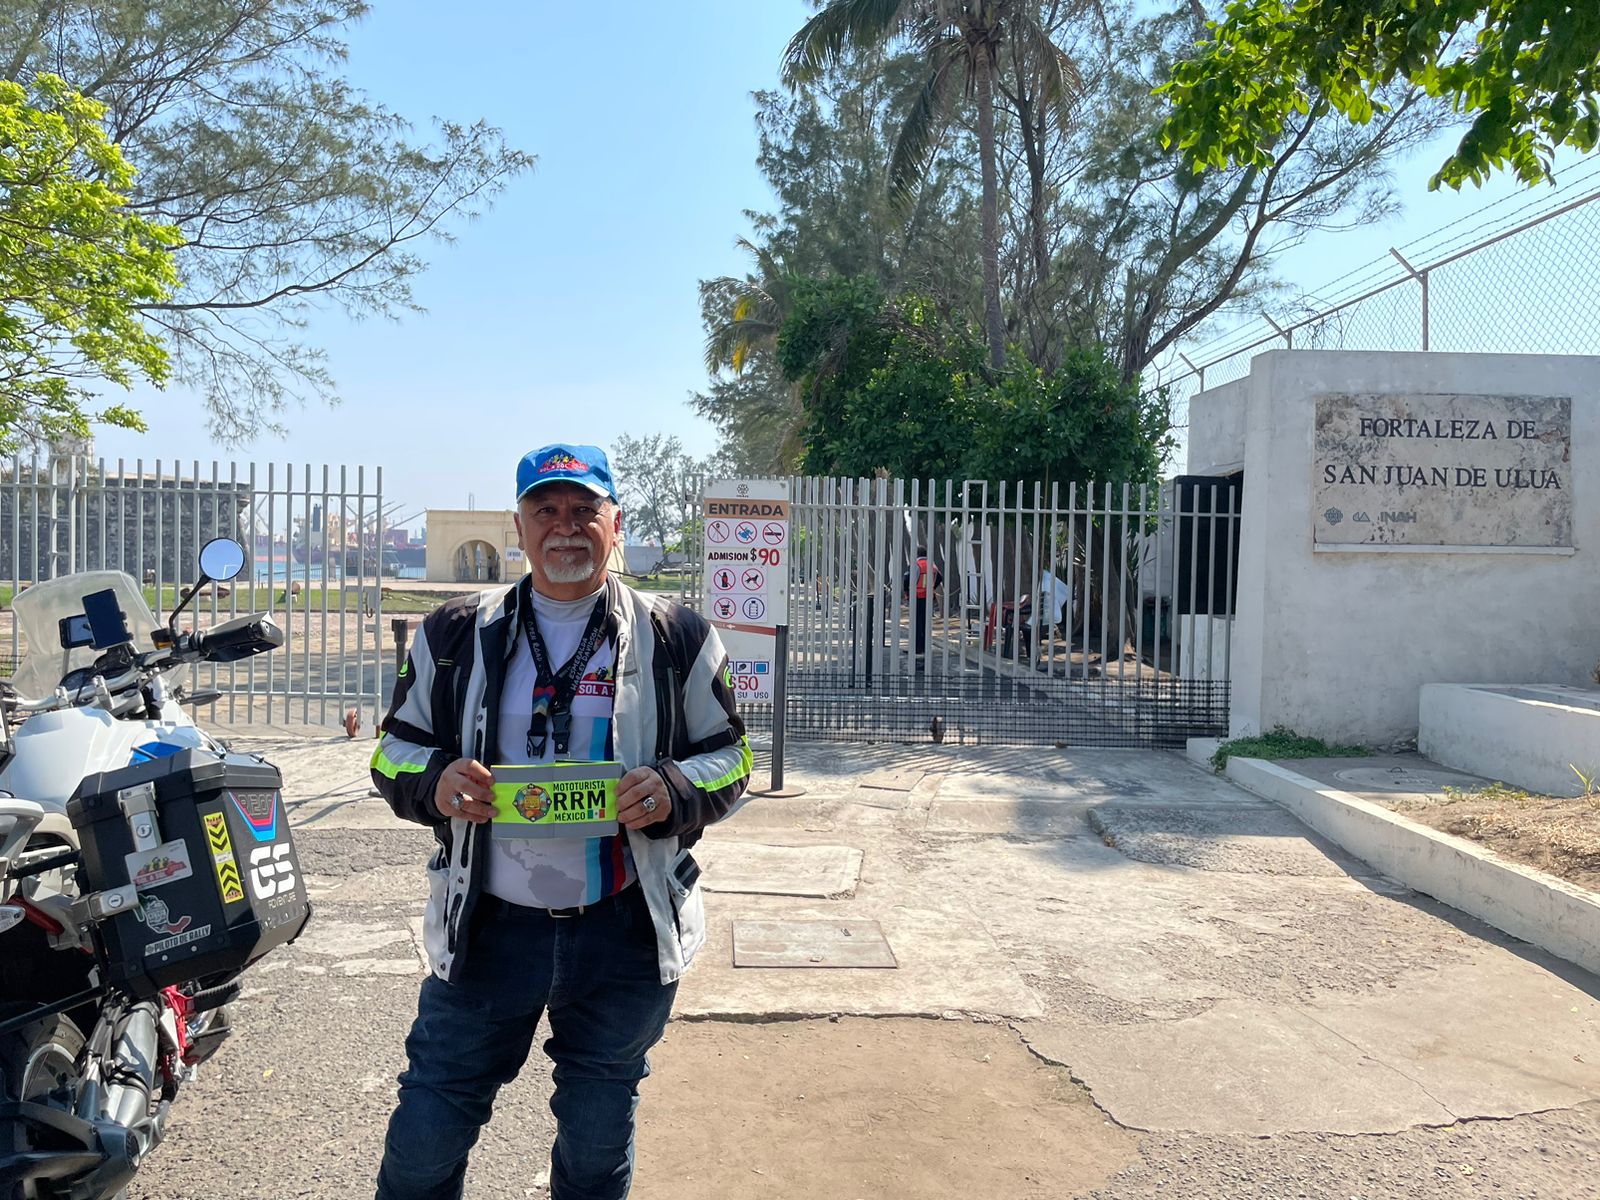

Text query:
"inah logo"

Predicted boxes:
[[1323, 507, 1343, 525]]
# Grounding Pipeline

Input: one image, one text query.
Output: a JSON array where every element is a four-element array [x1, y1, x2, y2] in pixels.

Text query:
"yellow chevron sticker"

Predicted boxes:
[[203, 811, 245, 904]]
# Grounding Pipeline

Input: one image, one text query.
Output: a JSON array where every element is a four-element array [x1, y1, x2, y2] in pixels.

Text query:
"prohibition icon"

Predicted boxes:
[[761, 523, 784, 545], [712, 597, 735, 619], [742, 568, 765, 591], [735, 522, 758, 544], [707, 520, 730, 544], [713, 569, 736, 591]]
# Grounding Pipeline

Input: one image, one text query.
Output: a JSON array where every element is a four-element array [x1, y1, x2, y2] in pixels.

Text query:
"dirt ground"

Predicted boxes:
[[1382, 786, 1600, 891], [637, 1017, 1136, 1200]]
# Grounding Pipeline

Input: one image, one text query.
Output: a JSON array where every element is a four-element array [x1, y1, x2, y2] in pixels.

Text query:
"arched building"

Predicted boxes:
[[423, 509, 626, 585], [424, 510, 526, 584]]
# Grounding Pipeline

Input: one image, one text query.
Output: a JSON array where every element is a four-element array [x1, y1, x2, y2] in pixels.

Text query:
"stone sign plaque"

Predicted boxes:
[[1313, 393, 1571, 549]]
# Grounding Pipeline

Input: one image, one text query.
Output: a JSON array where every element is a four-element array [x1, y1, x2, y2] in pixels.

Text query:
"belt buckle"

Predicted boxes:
[[548, 904, 585, 919]]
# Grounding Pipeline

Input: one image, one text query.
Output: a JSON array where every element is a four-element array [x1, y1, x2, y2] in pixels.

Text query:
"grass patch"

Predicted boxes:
[[1440, 770, 1600, 812], [1441, 780, 1538, 806], [1210, 726, 1370, 772]]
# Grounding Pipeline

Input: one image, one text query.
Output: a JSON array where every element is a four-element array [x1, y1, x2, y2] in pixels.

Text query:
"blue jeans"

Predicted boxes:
[[374, 885, 677, 1200]]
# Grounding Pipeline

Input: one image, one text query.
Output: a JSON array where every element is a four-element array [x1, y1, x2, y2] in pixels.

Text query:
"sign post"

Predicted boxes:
[[702, 479, 804, 797]]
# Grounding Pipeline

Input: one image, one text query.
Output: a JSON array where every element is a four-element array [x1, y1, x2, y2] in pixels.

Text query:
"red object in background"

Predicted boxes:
[[982, 599, 1031, 652]]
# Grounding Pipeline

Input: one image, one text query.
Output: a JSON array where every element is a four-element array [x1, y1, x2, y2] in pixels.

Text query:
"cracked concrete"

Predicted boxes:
[[125, 729, 1600, 1199]]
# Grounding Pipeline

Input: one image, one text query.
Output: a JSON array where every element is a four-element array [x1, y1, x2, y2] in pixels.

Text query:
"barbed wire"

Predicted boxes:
[[1164, 157, 1600, 376], [1159, 165, 1600, 428]]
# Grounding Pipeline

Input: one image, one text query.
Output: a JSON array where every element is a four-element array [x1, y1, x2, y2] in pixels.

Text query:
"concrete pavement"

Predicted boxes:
[[128, 728, 1600, 1198]]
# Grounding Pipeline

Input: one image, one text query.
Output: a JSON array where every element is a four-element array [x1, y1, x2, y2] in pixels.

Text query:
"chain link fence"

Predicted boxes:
[[1161, 174, 1600, 422]]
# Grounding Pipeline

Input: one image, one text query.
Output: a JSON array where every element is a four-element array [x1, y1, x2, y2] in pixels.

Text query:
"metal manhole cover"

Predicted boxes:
[[1333, 766, 1481, 792], [731, 920, 898, 969]]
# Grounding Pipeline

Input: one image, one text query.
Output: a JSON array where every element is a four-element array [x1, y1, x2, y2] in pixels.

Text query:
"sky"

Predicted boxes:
[[89, 1, 1596, 524]]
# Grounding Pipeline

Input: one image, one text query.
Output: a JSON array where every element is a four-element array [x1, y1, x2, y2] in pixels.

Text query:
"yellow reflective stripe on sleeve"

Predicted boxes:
[[694, 737, 753, 793], [371, 740, 428, 779]]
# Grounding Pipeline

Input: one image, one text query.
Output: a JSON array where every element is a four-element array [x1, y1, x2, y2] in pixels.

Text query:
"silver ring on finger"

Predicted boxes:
[[450, 792, 464, 811], [641, 795, 658, 814]]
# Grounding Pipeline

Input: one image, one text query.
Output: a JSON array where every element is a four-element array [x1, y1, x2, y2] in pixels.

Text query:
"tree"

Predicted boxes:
[[705, 2, 1446, 457], [1066, 7, 1446, 382], [691, 353, 807, 475], [2, 2, 534, 441], [694, 59, 982, 470], [777, 276, 984, 477], [0, 74, 181, 454], [783, 0, 1081, 370], [610, 434, 724, 564], [702, 238, 797, 378], [774, 274, 1169, 485], [1160, 0, 1600, 188]]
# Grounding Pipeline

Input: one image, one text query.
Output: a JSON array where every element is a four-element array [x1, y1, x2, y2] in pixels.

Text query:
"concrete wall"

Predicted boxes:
[[1420, 684, 1600, 797], [1185, 375, 1251, 476], [1190, 351, 1599, 745]]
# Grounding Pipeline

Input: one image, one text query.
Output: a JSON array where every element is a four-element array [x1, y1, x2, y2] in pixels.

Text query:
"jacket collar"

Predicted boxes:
[[497, 572, 638, 662]]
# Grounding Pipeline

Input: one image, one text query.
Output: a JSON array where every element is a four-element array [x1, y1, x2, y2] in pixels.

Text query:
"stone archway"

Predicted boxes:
[[453, 539, 502, 583]]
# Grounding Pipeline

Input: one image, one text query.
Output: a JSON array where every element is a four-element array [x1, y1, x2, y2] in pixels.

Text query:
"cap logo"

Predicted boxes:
[[539, 453, 589, 474]]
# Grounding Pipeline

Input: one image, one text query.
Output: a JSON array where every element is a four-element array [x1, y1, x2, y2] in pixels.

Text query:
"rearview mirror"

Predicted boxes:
[[198, 538, 246, 583]]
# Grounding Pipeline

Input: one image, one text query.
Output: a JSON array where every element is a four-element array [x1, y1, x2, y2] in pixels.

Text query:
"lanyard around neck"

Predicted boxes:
[[521, 587, 609, 758]]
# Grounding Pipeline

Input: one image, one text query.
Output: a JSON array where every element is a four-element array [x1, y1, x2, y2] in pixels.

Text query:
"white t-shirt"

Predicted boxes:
[[483, 582, 637, 908]]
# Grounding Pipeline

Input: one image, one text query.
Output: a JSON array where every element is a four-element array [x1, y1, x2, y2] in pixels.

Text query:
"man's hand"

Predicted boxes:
[[434, 758, 496, 823], [617, 766, 673, 831]]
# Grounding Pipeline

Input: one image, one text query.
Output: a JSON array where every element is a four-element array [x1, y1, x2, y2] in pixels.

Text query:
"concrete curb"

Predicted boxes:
[[1225, 756, 1600, 978]]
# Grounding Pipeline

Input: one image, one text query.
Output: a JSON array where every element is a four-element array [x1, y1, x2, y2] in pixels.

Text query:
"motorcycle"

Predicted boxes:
[[0, 538, 311, 1200]]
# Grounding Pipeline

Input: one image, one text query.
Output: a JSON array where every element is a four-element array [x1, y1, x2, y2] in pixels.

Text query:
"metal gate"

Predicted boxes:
[[0, 453, 388, 727], [688, 476, 1239, 748]]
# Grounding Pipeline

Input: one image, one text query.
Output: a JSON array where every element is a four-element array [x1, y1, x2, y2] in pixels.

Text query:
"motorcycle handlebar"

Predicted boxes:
[[3, 612, 280, 715]]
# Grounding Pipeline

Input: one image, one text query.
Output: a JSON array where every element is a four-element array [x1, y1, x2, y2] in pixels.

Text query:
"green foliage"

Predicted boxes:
[[783, 1, 1085, 368], [968, 349, 1175, 487], [3, 2, 534, 441], [775, 274, 1171, 487], [1209, 727, 1371, 771], [1161, 0, 1600, 189], [698, 3, 1440, 468], [778, 276, 976, 478], [1440, 780, 1536, 804], [0, 74, 181, 454], [692, 52, 983, 471]]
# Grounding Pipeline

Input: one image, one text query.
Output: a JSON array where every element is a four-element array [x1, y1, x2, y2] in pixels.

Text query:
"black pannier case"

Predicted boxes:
[[68, 749, 311, 998]]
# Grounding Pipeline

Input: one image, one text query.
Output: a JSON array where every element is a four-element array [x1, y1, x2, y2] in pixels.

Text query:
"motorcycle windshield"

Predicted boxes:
[[11, 572, 164, 701]]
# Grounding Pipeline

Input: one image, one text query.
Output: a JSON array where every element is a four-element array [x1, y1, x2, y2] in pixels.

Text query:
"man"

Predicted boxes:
[[902, 550, 943, 657], [369, 443, 752, 1200]]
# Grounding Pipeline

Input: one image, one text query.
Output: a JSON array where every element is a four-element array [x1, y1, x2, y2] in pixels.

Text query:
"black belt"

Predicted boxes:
[[477, 881, 639, 921]]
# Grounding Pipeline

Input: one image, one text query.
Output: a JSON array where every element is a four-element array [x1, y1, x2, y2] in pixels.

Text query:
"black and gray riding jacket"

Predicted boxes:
[[370, 575, 752, 984]]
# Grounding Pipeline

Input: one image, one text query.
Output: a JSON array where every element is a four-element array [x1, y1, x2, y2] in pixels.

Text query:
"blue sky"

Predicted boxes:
[[93, 1, 1592, 518]]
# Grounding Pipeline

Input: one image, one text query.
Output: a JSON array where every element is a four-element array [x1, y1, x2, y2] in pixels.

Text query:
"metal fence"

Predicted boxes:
[[0, 454, 387, 727], [685, 475, 1239, 748], [1161, 172, 1600, 423]]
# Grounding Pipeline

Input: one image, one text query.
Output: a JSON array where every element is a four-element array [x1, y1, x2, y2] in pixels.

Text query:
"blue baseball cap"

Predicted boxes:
[[515, 443, 617, 503]]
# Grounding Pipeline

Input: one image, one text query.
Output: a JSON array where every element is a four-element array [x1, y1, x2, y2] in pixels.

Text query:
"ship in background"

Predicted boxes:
[[282, 501, 423, 577]]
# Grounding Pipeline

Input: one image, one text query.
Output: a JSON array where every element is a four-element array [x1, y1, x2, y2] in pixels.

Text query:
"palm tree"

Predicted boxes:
[[702, 238, 797, 376], [782, 1, 1080, 372]]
